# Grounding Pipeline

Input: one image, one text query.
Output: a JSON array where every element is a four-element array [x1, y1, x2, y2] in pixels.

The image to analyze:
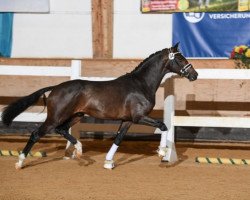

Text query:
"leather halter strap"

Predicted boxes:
[[168, 50, 192, 77]]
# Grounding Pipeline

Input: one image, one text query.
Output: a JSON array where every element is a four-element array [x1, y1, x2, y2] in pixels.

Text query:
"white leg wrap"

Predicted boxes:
[[104, 160, 115, 170], [73, 140, 82, 159], [15, 153, 25, 169], [103, 144, 119, 170], [106, 144, 119, 161], [65, 140, 71, 150], [158, 132, 168, 158], [157, 146, 168, 157]]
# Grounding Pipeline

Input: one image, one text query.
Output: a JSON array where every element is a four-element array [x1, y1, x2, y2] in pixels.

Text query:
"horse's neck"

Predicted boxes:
[[134, 60, 165, 94]]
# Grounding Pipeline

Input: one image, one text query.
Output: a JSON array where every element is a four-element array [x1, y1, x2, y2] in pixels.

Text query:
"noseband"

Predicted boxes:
[[168, 51, 192, 77]]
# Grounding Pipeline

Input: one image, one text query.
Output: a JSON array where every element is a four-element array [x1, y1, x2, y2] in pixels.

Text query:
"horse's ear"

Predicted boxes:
[[173, 42, 180, 51]]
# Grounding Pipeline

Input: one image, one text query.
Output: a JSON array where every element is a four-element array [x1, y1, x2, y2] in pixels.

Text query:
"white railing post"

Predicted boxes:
[[161, 78, 178, 162], [160, 69, 250, 163], [70, 60, 81, 80], [161, 94, 178, 162]]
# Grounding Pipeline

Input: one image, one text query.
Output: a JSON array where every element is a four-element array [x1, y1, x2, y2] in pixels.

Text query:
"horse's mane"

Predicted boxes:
[[128, 48, 169, 75]]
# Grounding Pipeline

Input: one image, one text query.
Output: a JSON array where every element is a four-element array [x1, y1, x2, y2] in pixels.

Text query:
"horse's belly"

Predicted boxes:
[[84, 104, 131, 120]]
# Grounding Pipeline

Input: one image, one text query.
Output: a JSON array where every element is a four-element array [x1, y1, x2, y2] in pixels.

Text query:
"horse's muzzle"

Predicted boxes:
[[188, 71, 198, 81]]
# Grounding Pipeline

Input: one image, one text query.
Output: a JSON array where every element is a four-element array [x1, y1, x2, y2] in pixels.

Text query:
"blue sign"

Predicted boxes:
[[0, 13, 13, 57], [172, 12, 250, 58]]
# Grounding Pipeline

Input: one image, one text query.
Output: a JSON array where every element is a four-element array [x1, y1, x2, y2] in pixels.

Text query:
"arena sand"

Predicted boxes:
[[0, 136, 249, 200]]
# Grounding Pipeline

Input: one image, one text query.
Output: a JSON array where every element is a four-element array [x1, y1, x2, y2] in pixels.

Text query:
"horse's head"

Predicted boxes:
[[164, 43, 198, 81]]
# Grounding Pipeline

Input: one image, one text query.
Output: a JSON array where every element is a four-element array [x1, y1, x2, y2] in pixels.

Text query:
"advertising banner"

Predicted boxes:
[[0, 13, 13, 57], [172, 12, 250, 57], [141, 0, 250, 13]]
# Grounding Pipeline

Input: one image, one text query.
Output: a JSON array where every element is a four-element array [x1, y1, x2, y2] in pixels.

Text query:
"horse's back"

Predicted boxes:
[[80, 79, 135, 119]]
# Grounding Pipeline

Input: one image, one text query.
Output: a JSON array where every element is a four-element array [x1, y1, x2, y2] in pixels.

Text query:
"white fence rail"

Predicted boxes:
[[0, 60, 82, 122], [0, 60, 119, 122], [197, 69, 250, 80]]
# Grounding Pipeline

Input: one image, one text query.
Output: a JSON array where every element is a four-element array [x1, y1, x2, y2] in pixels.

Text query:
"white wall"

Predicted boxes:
[[11, 0, 172, 58], [12, 0, 92, 58], [0, 0, 49, 12], [113, 0, 172, 58]]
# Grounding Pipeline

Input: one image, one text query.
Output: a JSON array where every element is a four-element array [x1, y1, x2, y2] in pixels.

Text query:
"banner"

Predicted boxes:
[[141, 0, 250, 13], [172, 12, 250, 57], [0, 13, 13, 57]]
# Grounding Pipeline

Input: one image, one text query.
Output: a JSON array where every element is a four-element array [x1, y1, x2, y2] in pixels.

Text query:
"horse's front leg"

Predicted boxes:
[[104, 121, 132, 169], [137, 116, 168, 131], [137, 116, 168, 158]]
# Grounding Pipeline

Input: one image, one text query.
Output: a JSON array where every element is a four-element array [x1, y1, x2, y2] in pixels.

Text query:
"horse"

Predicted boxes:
[[1, 43, 198, 169]]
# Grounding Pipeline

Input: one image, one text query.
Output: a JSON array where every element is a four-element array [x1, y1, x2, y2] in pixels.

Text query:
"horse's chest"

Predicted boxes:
[[128, 94, 155, 113]]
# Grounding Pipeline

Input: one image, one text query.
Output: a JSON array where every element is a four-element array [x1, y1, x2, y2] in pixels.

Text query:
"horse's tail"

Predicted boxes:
[[1, 86, 55, 127]]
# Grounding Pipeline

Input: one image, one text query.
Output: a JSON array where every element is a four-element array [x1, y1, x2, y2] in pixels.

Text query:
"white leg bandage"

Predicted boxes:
[[106, 143, 119, 161], [74, 140, 82, 153], [15, 153, 25, 169], [158, 131, 168, 157], [73, 140, 82, 159]]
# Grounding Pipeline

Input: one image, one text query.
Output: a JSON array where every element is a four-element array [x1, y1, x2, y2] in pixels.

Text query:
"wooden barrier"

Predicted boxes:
[[1, 58, 249, 162]]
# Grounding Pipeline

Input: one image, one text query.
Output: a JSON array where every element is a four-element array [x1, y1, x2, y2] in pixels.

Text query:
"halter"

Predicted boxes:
[[168, 50, 192, 77]]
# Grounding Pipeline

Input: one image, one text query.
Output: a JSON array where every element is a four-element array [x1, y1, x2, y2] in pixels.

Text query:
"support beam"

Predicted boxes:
[[92, 0, 113, 58]]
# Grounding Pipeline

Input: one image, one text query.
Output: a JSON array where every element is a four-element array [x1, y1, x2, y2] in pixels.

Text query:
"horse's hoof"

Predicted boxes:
[[15, 162, 22, 170], [157, 147, 168, 158], [104, 160, 115, 170], [63, 156, 71, 160], [73, 149, 82, 159], [160, 124, 168, 131], [76, 152, 82, 159]]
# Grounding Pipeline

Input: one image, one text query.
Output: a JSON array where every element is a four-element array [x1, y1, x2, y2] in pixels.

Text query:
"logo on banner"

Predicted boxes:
[[183, 12, 205, 23]]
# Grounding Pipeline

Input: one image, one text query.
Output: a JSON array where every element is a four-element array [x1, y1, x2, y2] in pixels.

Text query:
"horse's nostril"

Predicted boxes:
[[189, 74, 197, 81]]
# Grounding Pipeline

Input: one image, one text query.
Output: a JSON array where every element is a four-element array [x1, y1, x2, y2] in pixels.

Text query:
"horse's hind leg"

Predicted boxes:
[[55, 113, 84, 159], [104, 121, 132, 169], [15, 122, 54, 169], [55, 126, 82, 159]]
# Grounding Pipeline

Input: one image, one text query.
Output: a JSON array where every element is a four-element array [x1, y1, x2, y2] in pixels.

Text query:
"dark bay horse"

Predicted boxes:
[[1, 43, 198, 169]]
